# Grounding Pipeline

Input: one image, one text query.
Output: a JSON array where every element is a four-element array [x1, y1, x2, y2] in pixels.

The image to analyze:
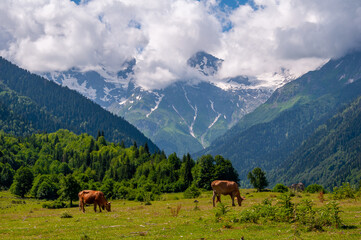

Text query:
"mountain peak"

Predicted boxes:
[[117, 58, 136, 79], [187, 51, 223, 76]]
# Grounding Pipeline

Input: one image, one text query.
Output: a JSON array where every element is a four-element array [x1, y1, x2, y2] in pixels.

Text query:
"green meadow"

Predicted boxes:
[[1, 190, 360, 240]]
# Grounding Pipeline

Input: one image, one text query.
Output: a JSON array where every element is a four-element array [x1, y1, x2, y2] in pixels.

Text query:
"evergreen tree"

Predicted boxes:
[[144, 142, 150, 155], [247, 167, 268, 192], [180, 154, 194, 188], [192, 155, 214, 190]]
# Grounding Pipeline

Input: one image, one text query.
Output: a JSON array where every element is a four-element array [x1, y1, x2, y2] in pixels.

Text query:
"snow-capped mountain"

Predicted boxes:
[[44, 52, 277, 155]]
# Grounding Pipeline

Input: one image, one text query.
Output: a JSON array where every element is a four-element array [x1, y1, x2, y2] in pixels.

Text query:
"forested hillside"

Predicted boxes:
[[270, 96, 361, 188], [199, 52, 361, 188], [0, 130, 239, 200], [0, 57, 158, 152]]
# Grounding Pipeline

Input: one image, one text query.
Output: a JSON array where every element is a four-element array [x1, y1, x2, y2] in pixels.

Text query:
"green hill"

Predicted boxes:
[[198, 52, 361, 187], [270, 96, 361, 189], [0, 57, 158, 152]]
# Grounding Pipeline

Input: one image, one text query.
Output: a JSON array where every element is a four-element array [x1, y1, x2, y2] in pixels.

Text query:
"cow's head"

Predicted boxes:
[[237, 196, 246, 206], [105, 202, 111, 212]]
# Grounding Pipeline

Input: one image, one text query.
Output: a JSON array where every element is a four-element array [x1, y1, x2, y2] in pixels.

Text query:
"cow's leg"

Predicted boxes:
[[98, 203, 102, 212], [231, 193, 235, 206], [217, 194, 221, 203], [94, 203, 97, 212], [81, 201, 85, 213], [212, 191, 216, 207]]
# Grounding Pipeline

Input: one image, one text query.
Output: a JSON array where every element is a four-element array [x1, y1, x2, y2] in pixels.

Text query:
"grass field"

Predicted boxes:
[[0, 190, 360, 239]]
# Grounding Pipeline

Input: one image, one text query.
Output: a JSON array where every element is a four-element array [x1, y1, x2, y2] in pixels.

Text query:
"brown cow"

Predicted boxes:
[[78, 190, 111, 213], [211, 180, 245, 207]]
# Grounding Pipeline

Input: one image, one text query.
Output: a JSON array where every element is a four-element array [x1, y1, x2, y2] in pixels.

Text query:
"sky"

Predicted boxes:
[[1, 0, 361, 89]]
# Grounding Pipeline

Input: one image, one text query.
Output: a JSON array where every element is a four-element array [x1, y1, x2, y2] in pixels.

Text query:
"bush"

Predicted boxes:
[[60, 211, 73, 218], [305, 184, 326, 194], [273, 183, 289, 193], [183, 185, 201, 199], [238, 208, 261, 223], [235, 196, 344, 231], [42, 200, 67, 209], [215, 203, 230, 218], [332, 182, 356, 200]]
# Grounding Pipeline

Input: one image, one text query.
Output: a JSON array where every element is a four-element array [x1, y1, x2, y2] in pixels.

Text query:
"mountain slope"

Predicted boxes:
[[0, 81, 65, 136], [46, 51, 275, 155], [0, 57, 158, 152], [108, 80, 272, 155], [199, 52, 361, 186], [270, 96, 361, 189]]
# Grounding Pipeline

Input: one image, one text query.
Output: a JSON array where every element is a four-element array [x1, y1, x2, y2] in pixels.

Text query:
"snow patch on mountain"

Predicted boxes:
[[208, 113, 221, 129], [61, 74, 97, 100], [146, 93, 164, 118]]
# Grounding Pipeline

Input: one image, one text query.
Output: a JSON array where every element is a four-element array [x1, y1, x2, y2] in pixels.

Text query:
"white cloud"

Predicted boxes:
[[216, 0, 361, 82], [0, 0, 361, 89]]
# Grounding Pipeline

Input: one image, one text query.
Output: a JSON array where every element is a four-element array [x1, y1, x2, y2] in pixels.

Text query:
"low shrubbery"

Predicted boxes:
[[231, 194, 343, 231], [332, 182, 356, 200], [42, 200, 67, 209], [183, 185, 201, 199], [305, 184, 326, 193], [273, 183, 289, 193], [60, 211, 73, 218]]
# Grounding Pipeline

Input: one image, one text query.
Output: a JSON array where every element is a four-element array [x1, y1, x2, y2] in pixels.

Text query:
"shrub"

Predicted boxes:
[[295, 199, 320, 231], [238, 208, 260, 223], [60, 211, 73, 218], [236, 196, 344, 231], [295, 200, 343, 231], [183, 185, 201, 199], [215, 203, 230, 218], [305, 184, 326, 194], [273, 183, 289, 193], [332, 182, 356, 200], [170, 204, 182, 217], [42, 200, 67, 209]]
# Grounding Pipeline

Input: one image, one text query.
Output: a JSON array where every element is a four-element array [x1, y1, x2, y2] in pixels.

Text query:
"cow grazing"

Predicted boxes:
[[78, 190, 111, 213], [211, 180, 245, 207]]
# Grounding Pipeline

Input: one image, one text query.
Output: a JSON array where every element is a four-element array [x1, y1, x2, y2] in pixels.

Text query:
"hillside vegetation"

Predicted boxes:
[[199, 52, 361, 189], [0, 57, 158, 152], [271, 96, 361, 187], [0, 129, 239, 201]]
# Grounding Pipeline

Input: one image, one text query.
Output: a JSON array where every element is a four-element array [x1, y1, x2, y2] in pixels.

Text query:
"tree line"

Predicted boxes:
[[0, 129, 239, 204]]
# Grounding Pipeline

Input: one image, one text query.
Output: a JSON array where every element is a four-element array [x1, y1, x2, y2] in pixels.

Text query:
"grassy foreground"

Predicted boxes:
[[0, 190, 360, 240]]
